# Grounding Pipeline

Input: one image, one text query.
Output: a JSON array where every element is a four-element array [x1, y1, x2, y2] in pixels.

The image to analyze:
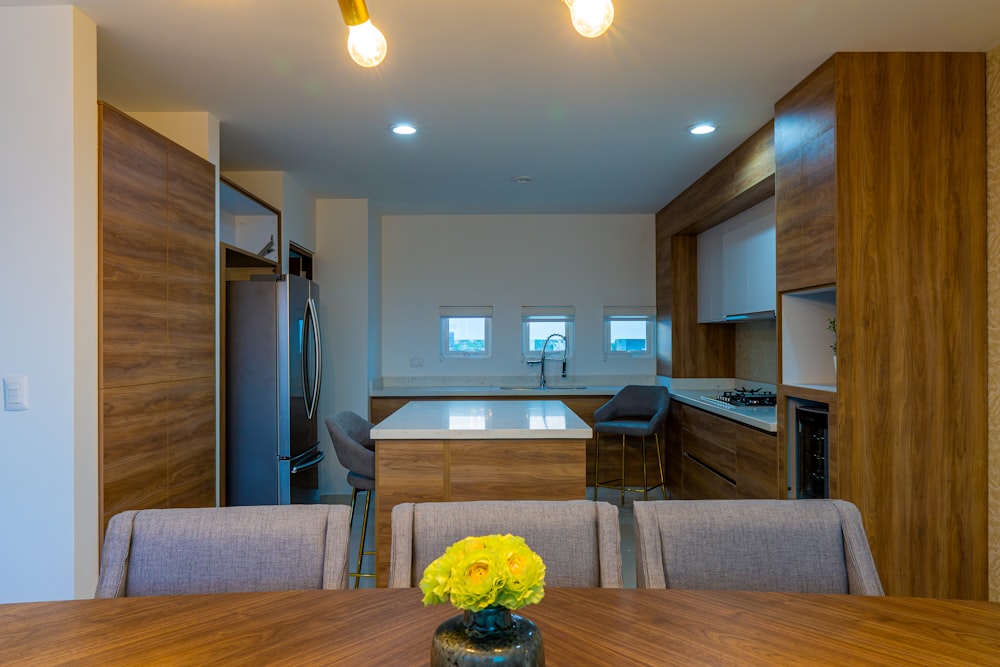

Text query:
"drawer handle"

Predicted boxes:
[[683, 452, 736, 486]]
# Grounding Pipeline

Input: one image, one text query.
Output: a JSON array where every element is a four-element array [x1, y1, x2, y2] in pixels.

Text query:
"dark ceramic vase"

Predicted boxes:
[[430, 605, 545, 666]]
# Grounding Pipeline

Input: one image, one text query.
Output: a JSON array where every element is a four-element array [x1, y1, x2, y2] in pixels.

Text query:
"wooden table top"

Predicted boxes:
[[2, 588, 999, 665]]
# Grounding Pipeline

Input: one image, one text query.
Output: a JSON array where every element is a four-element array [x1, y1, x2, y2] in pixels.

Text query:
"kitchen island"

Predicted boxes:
[[371, 399, 592, 586]]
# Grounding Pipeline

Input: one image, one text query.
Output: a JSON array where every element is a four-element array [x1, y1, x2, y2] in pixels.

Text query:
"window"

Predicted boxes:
[[603, 307, 655, 359], [521, 307, 574, 360], [440, 307, 492, 359]]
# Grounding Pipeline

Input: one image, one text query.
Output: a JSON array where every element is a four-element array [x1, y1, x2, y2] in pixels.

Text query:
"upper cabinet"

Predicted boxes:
[[722, 197, 775, 319], [697, 196, 776, 323], [219, 176, 281, 273]]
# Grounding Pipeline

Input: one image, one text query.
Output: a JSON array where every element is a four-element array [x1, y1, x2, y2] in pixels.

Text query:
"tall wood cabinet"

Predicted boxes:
[[775, 53, 988, 599], [98, 103, 217, 532]]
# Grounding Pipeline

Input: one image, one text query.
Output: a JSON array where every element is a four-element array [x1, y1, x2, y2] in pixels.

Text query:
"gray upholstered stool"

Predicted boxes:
[[592, 385, 670, 505], [326, 411, 377, 588]]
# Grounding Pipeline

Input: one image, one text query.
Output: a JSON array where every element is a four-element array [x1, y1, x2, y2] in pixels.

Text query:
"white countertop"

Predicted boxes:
[[668, 387, 778, 433], [370, 400, 593, 440]]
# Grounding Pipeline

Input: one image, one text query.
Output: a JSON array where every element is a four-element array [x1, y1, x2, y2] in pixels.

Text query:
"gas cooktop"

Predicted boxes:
[[699, 387, 777, 408]]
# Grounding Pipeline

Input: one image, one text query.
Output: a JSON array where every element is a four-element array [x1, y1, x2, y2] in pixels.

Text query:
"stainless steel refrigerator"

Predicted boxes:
[[226, 273, 324, 505]]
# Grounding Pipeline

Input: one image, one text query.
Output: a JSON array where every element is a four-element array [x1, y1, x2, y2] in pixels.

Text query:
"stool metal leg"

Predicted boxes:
[[620, 434, 626, 506], [655, 432, 667, 499], [593, 433, 600, 501], [349, 488, 376, 588], [641, 435, 649, 501]]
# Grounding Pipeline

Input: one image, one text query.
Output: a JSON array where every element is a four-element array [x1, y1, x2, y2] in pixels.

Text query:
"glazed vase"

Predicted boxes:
[[430, 605, 544, 666]]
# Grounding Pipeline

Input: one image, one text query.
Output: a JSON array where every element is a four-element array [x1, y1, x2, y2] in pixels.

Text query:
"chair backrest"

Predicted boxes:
[[325, 411, 375, 478], [389, 500, 623, 589], [95, 504, 352, 598], [633, 499, 883, 595], [594, 385, 670, 426]]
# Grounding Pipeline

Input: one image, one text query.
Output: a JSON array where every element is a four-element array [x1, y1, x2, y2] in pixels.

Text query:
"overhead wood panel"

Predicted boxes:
[[99, 105, 170, 389]]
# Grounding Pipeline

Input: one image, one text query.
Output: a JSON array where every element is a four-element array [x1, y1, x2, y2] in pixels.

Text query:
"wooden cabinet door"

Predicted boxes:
[[774, 56, 837, 294], [99, 105, 170, 388]]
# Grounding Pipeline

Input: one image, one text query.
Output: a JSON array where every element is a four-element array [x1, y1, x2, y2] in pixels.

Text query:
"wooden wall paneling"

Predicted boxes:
[[834, 52, 988, 600], [774, 57, 837, 293], [99, 104, 170, 389], [100, 384, 173, 528], [168, 377, 217, 508], [166, 144, 216, 380], [655, 121, 775, 378], [99, 103, 217, 536]]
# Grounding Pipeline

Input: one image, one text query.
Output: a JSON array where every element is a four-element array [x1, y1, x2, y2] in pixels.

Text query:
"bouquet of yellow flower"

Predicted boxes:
[[419, 534, 546, 612]]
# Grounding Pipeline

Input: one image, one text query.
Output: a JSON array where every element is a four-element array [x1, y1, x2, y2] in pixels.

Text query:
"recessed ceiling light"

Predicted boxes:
[[688, 123, 716, 135], [511, 175, 534, 184], [390, 123, 417, 136]]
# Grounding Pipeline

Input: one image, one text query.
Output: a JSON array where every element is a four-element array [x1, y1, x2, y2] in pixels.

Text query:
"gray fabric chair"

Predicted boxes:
[[633, 499, 884, 595], [94, 504, 352, 598], [389, 499, 623, 588], [593, 384, 670, 504], [325, 410, 376, 588]]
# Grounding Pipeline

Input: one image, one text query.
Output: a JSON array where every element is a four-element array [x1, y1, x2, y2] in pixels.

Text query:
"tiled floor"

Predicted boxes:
[[325, 487, 644, 589]]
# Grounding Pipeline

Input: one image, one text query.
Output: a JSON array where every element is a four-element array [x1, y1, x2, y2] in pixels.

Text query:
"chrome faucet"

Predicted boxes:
[[529, 333, 567, 389]]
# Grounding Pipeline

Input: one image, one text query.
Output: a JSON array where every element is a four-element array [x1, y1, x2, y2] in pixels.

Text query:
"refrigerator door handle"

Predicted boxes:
[[302, 296, 322, 420], [290, 448, 325, 474]]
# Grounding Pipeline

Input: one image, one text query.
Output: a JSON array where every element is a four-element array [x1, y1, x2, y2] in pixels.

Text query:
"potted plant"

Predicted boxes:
[[828, 317, 837, 372]]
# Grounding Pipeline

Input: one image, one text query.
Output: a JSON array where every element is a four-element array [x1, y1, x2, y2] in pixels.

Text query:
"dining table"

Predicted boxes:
[[2, 587, 999, 665]]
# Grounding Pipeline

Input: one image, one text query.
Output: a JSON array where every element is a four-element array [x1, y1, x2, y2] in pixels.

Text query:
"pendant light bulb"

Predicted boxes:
[[347, 19, 387, 68], [564, 0, 615, 38]]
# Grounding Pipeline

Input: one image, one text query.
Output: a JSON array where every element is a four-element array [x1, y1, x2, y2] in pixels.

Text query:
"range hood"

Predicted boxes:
[[725, 310, 776, 322]]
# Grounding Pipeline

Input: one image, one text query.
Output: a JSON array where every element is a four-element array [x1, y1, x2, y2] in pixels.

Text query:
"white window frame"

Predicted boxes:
[[603, 306, 655, 359], [521, 306, 575, 361], [440, 306, 493, 359]]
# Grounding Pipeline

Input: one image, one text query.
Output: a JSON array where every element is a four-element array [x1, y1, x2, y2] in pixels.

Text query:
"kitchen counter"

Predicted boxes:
[[370, 399, 593, 439], [667, 379, 778, 433], [371, 399, 590, 584]]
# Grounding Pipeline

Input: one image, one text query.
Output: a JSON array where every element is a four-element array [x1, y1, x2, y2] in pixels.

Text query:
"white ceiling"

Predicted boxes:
[[7, 1, 1000, 215]]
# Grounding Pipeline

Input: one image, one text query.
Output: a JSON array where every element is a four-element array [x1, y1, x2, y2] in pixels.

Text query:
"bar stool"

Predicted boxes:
[[592, 385, 670, 505], [325, 411, 377, 588]]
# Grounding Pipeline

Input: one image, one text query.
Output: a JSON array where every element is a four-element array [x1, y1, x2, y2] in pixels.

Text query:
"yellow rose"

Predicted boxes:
[[419, 534, 546, 612]]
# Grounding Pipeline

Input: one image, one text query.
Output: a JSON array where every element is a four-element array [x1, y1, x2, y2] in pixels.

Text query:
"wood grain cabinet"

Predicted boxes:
[[667, 403, 780, 501], [774, 53, 987, 600], [98, 103, 216, 534]]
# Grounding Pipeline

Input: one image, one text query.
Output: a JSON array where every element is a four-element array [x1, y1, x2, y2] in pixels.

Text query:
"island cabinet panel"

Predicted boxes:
[[374, 438, 586, 586], [671, 403, 780, 501], [98, 103, 216, 536], [773, 53, 988, 599]]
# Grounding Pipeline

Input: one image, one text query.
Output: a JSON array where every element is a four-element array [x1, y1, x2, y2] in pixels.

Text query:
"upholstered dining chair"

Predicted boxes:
[[95, 504, 352, 598], [592, 384, 670, 504], [388, 499, 623, 588], [632, 499, 884, 595], [325, 410, 377, 588]]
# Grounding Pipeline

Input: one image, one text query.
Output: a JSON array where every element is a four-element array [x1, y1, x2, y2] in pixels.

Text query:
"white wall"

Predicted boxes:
[[0, 6, 98, 602], [315, 199, 375, 496], [380, 214, 656, 380]]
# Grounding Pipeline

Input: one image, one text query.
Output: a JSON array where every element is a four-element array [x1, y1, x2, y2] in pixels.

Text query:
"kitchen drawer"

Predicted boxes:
[[736, 426, 781, 499], [682, 406, 737, 480], [682, 453, 738, 500]]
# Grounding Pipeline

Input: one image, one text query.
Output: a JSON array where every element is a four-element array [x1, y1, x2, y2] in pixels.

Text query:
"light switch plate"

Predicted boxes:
[[3, 375, 28, 411]]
